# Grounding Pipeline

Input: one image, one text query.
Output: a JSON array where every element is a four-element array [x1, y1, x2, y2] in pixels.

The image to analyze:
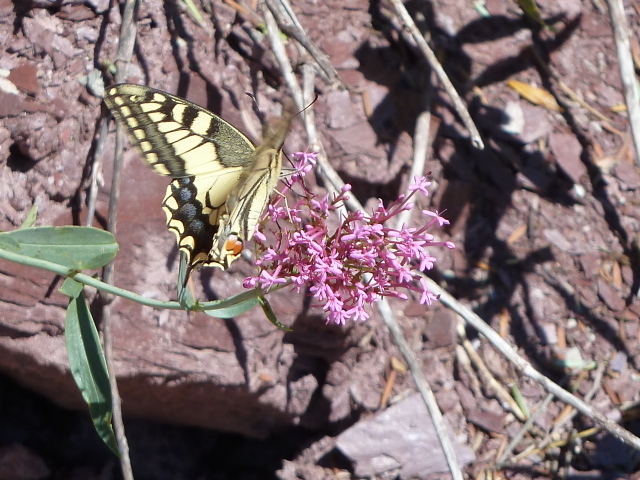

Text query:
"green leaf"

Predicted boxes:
[[181, 0, 204, 25], [64, 281, 118, 455], [202, 288, 261, 318], [19, 204, 38, 229], [177, 251, 196, 310], [60, 277, 83, 298], [258, 294, 292, 331], [509, 384, 530, 419], [0, 226, 118, 270], [515, 0, 555, 30], [0, 235, 20, 252]]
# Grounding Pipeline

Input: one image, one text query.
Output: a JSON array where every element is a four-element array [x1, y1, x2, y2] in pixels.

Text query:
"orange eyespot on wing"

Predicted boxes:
[[224, 235, 244, 257]]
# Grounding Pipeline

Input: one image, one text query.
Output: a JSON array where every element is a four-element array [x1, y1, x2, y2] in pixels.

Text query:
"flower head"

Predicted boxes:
[[246, 154, 452, 325]]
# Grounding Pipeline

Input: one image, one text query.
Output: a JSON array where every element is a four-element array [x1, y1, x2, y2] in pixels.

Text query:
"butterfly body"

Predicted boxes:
[[103, 83, 291, 276]]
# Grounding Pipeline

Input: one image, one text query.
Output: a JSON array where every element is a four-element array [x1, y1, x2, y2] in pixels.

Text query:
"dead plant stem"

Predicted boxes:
[[85, 119, 109, 227], [426, 277, 640, 451], [606, 0, 640, 166], [100, 0, 141, 477], [387, 0, 484, 150], [261, 1, 358, 216], [264, 0, 341, 86]]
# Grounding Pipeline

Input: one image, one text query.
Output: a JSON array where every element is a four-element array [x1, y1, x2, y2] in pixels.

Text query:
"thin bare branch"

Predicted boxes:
[[264, 0, 342, 87], [386, 0, 484, 150], [85, 116, 109, 227], [261, 3, 303, 108], [394, 89, 432, 229], [257, 24, 458, 473], [385, 86, 463, 478], [606, 0, 640, 166], [99, 0, 141, 477], [261, 2, 359, 214], [378, 299, 464, 480], [425, 276, 640, 451], [263, 5, 463, 474]]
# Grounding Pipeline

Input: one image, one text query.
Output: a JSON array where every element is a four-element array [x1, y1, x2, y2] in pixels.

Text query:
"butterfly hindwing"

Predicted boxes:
[[104, 83, 293, 276], [162, 169, 241, 271]]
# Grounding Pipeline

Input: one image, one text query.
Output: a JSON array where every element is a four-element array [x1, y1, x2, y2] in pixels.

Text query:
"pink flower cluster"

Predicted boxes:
[[244, 153, 454, 325]]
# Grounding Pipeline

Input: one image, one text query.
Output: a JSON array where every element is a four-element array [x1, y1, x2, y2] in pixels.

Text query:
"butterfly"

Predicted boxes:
[[103, 83, 292, 279]]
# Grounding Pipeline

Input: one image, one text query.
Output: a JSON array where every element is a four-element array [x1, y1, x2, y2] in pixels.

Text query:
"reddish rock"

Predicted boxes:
[[7, 63, 40, 95], [467, 408, 506, 434], [597, 278, 625, 312], [549, 132, 586, 184]]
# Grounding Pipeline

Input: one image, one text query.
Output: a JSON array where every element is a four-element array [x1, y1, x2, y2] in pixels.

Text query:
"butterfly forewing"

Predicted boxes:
[[104, 84, 255, 176]]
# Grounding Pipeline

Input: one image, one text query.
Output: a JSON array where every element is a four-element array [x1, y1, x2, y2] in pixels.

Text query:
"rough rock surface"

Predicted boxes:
[[1, 0, 639, 478]]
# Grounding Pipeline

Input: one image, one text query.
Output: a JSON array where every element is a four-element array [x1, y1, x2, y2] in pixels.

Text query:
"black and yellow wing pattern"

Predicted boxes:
[[103, 83, 291, 276]]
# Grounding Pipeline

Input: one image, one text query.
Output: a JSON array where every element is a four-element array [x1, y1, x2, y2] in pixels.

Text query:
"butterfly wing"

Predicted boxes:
[[162, 168, 244, 271], [104, 83, 256, 272], [104, 84, 255, 176]]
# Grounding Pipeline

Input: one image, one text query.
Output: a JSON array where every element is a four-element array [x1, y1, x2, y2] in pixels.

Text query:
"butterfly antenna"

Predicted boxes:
[[279, 94, 319, 172], [295, 93, 319, 118]]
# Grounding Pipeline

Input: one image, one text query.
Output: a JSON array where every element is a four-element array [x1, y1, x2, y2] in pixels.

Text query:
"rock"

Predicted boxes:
[[0, 158, 313, 438], [7, 64, 40, 95], [335, 393, 475, 477], [549, 132, 586, 184], [0, 443, 50, 480]]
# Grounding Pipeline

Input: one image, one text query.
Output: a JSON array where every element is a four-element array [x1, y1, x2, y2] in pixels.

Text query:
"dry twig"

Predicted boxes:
[[425, 277, 640, 451], [262, 4, 463, 476], [607, 0, 640, 165], [264, 0, 342, 87], [85, 119, 108, 227], [394, 87, 433, 229], [260, 1, 359, 215], [387, 86, 464, 479], [386, 0, 484, 150], [99, 0, 141, 478], [377, 299, 465, 480], [455, 344, 483, 398]]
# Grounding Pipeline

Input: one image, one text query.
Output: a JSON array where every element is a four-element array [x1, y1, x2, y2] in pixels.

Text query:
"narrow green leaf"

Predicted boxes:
[[0, 226, 118, 270], [202, 288, 261, 318], [181, 0, 204, 25], [64, 282, 118, 455], [19, 204, 38, 229], [258, 294, 292, 331], [510, 384, 530, 419], [177, 251, 196, 310], [515, 0, 554, 30]]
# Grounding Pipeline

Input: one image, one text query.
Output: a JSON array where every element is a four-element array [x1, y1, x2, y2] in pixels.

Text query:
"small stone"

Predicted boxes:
[[7, 63, 40, 95]]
